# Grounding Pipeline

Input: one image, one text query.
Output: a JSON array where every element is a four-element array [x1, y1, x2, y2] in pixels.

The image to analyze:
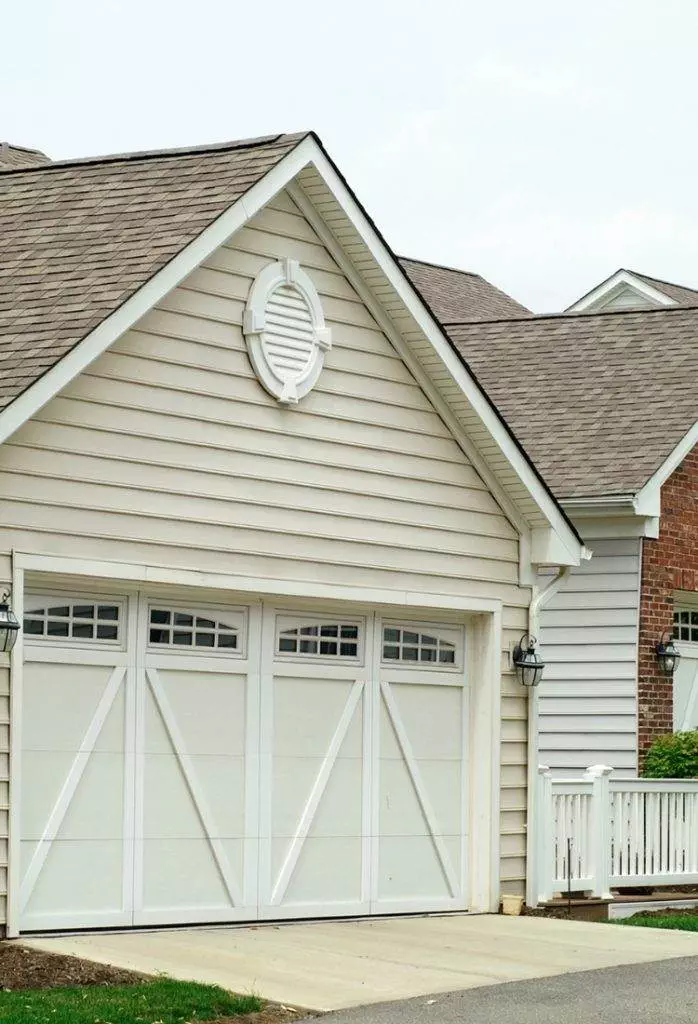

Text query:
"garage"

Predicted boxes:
[[18, 588, 469, 931]]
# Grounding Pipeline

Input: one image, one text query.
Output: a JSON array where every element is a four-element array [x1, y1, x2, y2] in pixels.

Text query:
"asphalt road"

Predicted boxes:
[[302, 956, 698, 1024]]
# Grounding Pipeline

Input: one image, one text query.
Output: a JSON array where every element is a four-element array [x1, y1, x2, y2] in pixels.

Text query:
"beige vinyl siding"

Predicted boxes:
[[538, 536, 641, 777], [0, 188, 532, 907]]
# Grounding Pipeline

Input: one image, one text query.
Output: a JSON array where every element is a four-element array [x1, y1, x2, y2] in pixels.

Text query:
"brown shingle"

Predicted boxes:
[[399, 256, 530, 322], [0, 132, 307, 412], [446, 307, 698, 499]]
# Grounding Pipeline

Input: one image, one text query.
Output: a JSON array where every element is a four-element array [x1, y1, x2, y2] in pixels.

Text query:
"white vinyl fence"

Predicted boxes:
[[537, 765, 698, 903]]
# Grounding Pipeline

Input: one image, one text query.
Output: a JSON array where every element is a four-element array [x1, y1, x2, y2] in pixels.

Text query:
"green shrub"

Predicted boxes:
[[643, 731, 698, 778]]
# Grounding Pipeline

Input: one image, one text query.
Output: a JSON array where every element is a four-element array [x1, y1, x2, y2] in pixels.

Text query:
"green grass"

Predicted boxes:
[[615, 913, 698, 932], [0, 977, 263, 1024]]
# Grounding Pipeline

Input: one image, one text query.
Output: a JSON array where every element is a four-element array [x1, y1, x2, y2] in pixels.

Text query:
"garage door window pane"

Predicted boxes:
[[24, 600, 122, 644], [383, 626, 457, 666], [674, 607, 698, 643], [148, 608, 239, 651], [278, 622, 360, 658]]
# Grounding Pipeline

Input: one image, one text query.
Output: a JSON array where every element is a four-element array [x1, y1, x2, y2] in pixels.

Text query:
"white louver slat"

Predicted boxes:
[[243, 259, 332, 405]]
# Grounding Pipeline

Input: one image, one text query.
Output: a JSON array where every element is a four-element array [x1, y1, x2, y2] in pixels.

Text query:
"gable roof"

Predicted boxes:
[[0, 130, 583, 563], [0, 133, 305, 412], [398, 256, 530, 322], [567, 267, 698, 312], [628, 270, 698, 306], [445, 305, 698, 500]]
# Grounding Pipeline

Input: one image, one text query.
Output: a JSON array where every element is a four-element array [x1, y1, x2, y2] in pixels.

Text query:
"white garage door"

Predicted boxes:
[[19, 592, 468, 931]]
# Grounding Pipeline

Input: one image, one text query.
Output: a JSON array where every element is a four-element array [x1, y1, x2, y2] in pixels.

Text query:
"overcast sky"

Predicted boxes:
[[5, 0, 698, 311]]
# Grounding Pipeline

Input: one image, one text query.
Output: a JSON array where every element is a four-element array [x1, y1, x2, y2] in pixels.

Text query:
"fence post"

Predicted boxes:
[[585, 764, 613, 899], [536, 765, 554, 904]]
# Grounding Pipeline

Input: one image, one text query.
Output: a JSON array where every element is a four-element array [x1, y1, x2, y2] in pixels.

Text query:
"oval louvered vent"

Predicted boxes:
[[243, 258, 331, 404]]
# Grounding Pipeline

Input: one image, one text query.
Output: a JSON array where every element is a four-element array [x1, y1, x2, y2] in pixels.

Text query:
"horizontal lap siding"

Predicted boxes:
[[0, 189, 531, 907], [538, 537, 641, 777]]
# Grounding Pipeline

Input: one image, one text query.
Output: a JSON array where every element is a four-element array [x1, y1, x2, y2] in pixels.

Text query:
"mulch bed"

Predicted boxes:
[[0, 942, 146, 991], [0, 943, 311, 1021]]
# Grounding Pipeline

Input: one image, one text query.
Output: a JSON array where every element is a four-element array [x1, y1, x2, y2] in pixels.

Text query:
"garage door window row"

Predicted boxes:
[[148, 607, 239, 649], [382, 626, 456, 664], [24, 600, 121, 642], [277, 622, 360, 658]]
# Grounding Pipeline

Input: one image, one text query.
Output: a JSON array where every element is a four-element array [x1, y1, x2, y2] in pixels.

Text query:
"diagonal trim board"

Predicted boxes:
[[270, 679, 365, 905], [380, 679, 459, 898], [20, 665, 126, 911], [145, 667, 242, 908]]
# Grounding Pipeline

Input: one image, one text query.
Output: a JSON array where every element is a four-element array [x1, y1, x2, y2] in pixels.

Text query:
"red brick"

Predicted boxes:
[[639, 446, 698, 763]]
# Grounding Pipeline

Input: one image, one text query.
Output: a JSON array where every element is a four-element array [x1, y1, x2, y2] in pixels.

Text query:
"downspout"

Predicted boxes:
[[524, 565, 571, 907]]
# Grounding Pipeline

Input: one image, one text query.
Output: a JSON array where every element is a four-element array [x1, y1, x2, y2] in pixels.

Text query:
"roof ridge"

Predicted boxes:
[[443, 299, 698, 327], [0, 132, 308, 174]]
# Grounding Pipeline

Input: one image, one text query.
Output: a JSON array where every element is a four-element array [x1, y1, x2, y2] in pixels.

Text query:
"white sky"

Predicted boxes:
[[5, 0, 698, 311]]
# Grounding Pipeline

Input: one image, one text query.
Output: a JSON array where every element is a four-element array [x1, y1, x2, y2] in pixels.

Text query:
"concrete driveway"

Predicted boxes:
[[25, 914, 698, 1012]]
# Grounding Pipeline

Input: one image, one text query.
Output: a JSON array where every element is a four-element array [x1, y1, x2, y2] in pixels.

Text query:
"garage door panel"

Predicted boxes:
[[23, 663, 123, 752], [272, 752, 364, 842], [140, 837, 241, 912], [24, 751, 125, 843], [272, 677, 363, 757], [142, 754, 245, 839], [22, 838, 127, 922], [143, 670, 247, 755], [387, 683, 464, 759], [138, 658, 250, 921], [280, 836, 363, 905], [373, 635, 467, 911], [264, 673, 367, 915], [377, 834, 456, 901]]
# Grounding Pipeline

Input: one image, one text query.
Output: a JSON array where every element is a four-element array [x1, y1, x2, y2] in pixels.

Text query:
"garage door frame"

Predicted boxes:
[[7, 552, 503, 936]]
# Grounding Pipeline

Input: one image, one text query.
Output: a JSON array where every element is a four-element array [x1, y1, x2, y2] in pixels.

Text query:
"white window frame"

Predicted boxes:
[[274, 613, 365, 665], [145, 601, 247, 657], [23, 592, 126, 651], [380, 619, 464, 672], [243, 257, 331, 405], [673, 601, 698, 648]]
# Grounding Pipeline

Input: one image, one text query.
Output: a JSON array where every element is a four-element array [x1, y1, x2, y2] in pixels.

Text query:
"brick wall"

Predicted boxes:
[[638, 445, 698, 762]]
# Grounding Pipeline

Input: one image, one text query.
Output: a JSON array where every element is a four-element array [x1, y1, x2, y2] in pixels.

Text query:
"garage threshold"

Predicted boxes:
[[22, 914, 698, 1012], [20, 907, 484, 940]]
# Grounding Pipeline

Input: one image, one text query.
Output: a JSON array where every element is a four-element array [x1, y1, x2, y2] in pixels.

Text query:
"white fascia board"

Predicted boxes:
[[0, 136, 322, 449], [635, 419, 698, 517], [304, 148, 582, 567], [567, 270, 676, 312], [0, 134, 580, 565], [562, 494, 659, 539]]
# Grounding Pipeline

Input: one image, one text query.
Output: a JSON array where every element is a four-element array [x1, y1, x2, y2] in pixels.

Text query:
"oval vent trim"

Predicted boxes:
[[243, 258, 332, 404]]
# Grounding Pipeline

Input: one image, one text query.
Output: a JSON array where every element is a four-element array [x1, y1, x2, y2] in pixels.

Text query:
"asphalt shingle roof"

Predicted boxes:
[[0, 132, 306, 411], [399, 256, 530, 322], [446, 307, 698, 499]]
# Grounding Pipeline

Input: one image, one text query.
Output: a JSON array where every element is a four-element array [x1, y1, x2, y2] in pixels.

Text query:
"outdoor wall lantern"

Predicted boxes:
[[0, 590, 20, 653], [512, 633, 546, 687], [656, 631, 681, 677]]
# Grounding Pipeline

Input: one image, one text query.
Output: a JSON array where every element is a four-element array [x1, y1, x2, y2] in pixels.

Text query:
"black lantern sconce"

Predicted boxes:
[[512, 633, 546, 687], [0, 590, 20, 653], [656, 631, 681, 677]]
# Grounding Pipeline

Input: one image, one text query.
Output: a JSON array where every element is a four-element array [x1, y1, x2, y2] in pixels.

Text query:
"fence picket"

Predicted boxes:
[[539, 770, 698, 901]]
